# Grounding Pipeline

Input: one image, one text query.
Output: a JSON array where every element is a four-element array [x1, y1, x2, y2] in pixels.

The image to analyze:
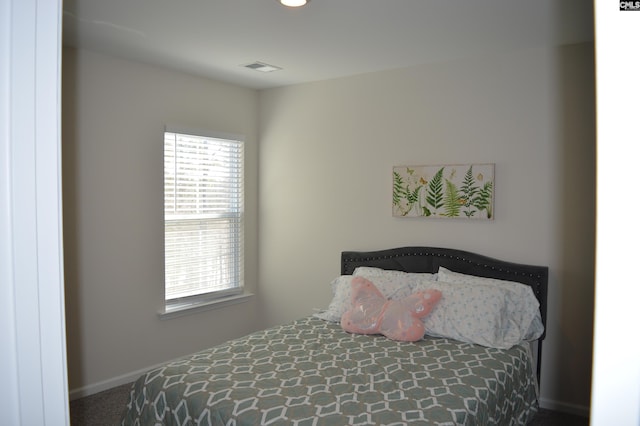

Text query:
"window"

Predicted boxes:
[[163, 129, 244, 310]]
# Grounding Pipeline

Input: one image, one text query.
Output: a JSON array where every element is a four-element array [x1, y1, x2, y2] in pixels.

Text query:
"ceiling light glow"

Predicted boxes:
[[279, 0, 309, 7]]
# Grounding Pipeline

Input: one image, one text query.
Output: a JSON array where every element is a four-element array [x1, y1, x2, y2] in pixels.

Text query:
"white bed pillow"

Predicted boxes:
[[314, 270, 436, 323], [437, 267, 545, 342], [314, 275, 352, 323], [353, 267, 438, 295], [412, 268, 544, 349]]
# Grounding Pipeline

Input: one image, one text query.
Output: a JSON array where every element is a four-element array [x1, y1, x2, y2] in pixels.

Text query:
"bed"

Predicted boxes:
[[121, 246, 548, 425]]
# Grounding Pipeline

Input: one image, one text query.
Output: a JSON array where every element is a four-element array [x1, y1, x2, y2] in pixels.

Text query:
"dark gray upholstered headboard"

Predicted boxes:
[[341, 246, 548, 382]]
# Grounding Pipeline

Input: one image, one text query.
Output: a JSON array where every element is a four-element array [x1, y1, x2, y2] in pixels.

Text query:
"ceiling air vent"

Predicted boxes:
[[242, 61, 282, 73]]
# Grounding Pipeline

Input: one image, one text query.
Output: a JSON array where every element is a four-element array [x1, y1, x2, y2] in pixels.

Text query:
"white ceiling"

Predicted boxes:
[[62, 0, 594, 90]]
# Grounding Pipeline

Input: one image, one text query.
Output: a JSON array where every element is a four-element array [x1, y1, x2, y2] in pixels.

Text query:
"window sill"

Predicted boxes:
[[158, 292, 254, 320]]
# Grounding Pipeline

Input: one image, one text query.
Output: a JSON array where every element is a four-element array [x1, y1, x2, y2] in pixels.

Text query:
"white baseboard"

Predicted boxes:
[[539, 397, 590, 417], [68, 362, 163, 401]]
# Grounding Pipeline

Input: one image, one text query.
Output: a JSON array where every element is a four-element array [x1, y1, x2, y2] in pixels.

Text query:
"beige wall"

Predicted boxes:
[[62, 47, 260, 396], [258, 43, 595, 413], [62, 41, 595, 413]]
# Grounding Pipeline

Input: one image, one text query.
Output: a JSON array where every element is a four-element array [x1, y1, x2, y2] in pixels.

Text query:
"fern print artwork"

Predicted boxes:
[[392, 164, 494, 219]]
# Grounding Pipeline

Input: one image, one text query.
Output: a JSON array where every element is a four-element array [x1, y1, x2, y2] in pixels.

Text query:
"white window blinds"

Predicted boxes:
[[164, 131, 244, 301]]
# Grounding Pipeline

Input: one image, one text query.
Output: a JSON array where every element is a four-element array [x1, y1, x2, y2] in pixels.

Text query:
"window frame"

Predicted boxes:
[[159, 126, 250, 318]]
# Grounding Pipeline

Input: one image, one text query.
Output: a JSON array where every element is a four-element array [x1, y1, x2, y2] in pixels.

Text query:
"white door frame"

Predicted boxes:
[[0, 0, 68, 424]]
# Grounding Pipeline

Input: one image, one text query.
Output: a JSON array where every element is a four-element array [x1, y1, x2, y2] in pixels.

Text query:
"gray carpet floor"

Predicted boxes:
[[70, 382, 589, 425], [70, 383, 132, 426]]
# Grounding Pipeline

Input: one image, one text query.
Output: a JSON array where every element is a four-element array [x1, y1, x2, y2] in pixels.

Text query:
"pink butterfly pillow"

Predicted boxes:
[[340, 276, 442, 342]]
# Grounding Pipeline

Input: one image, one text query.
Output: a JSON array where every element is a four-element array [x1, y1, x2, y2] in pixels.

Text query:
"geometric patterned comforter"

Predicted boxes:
[[121, 317, 539, 425]]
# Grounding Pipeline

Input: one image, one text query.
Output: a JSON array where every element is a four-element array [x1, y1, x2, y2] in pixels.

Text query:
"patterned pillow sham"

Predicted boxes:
[[354, 267, 438, 294], [436, 267, 544, 341], [412, 268, 544, 349], [314, 269, 436, 323], [314, 276, 353, 322]]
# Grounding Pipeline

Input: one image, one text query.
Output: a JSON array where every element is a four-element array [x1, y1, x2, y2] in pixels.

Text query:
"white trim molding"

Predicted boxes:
[[1, 0, 68, 423]]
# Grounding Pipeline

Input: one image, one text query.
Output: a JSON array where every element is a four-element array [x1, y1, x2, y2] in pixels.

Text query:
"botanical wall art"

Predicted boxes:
[[393, 164, 494, 219]]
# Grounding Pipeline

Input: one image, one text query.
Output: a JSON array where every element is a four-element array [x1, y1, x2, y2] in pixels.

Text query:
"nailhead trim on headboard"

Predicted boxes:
[[340, 246, 549, 384]]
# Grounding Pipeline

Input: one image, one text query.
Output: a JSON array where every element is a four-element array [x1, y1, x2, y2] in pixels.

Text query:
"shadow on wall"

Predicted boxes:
[[61, 49, 86, 392], [551, 42, 596, 409]]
